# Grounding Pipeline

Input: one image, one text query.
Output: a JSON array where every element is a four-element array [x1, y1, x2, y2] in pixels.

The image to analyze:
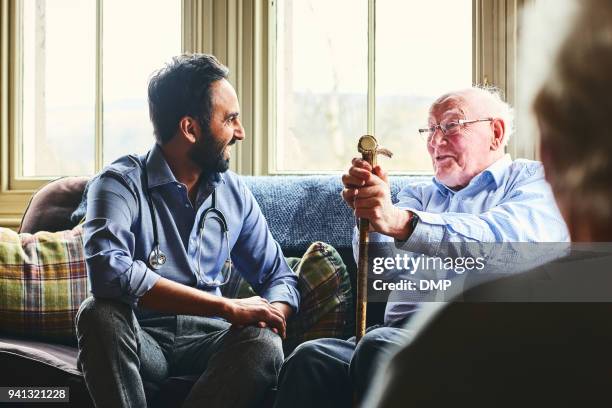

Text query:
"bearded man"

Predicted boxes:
[[76, 54, 298, 408]]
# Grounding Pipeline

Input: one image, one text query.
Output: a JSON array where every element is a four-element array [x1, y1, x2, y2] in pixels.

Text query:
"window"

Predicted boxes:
[[16, 0, 181, 178], [273, 0, 473, 173], [21, 0, 96, 177], [0, 0, 521, 227]]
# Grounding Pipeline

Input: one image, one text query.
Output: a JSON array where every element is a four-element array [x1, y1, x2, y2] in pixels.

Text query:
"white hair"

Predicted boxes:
[[474, 85, 515, 145], [431, 86, 515, 145]]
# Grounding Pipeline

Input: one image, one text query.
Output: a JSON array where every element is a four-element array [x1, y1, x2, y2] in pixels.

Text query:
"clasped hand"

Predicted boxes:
[[341, 158, 412, 240], [225, 296, 288, 339]]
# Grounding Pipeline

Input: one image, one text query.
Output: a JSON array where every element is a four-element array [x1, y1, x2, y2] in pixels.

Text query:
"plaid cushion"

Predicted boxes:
[[231, 241, 354, 353], [0, 227, 88, 344]]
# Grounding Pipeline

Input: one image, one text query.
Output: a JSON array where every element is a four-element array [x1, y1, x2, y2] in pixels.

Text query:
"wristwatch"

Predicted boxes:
[[408, 211, 419, 237], [397, 211, 420, 242]]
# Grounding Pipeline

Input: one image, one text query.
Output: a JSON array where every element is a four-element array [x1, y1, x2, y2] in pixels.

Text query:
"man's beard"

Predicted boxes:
[[188, 129, 231, 174]]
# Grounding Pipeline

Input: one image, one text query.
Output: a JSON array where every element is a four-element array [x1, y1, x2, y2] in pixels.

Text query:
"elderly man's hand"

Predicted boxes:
[[342, 158, 413, 240]]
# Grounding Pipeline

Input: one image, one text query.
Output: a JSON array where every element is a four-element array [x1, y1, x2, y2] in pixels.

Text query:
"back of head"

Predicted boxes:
[[534, 0, 612, 224], [147, 53, 229, 145]]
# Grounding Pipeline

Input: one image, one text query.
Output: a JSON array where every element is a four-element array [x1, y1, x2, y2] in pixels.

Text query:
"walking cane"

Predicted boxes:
[[356, 135, 393, 342]]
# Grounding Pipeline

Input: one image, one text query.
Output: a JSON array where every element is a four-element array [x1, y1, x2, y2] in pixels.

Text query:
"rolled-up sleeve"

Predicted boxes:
[[83, 175, 160, 306], [232, 185, 300, 312]]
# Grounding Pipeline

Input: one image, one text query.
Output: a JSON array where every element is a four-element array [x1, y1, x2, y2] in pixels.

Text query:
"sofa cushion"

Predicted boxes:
[[242, 175, 422, 251], [0, 227, 88, 344], [20, 177, 90, 234], [0, 335, 195, 408], [0, 335, 95, 407], [0, 335, 81, 376]]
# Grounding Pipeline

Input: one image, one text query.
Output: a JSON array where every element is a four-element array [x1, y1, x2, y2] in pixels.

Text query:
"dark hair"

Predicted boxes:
[[148, 54, 229, 144]]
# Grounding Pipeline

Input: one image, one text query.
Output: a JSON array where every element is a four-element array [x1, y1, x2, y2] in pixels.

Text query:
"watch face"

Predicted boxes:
[[411, 213, 420, 229], [358, 135, 378, 153]]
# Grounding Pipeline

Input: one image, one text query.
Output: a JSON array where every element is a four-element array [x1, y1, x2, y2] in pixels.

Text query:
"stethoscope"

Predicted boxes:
[[140, 153, 233, 288]]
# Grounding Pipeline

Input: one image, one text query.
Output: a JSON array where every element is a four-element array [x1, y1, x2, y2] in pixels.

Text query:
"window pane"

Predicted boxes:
[[22, 0, 96, 176], [103, 0, 181, 166], [375, 0, 472, 172], [275, 0, 368, 172]]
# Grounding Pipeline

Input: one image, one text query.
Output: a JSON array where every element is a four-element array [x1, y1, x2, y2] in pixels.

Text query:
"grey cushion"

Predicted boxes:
[[19, 177, 90, 234], [0, 335, 81, 376], [0, 335, 199, 408], [0, 335, 93, 406]]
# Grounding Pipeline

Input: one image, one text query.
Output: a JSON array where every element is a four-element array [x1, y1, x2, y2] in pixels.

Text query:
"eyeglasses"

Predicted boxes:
[[418, 117, 493, 142]]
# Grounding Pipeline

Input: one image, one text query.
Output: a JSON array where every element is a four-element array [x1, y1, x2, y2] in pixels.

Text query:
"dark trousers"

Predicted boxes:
[[274, 326, 410, 408], [76, 297, 283, 408]]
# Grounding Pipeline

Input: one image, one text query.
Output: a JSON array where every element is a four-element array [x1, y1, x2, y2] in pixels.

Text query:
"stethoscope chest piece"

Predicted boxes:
[[148, 246, 167, 270]]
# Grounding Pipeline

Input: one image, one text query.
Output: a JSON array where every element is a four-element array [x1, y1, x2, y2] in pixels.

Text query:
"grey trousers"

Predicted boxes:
[[75, 297, 283, 408]]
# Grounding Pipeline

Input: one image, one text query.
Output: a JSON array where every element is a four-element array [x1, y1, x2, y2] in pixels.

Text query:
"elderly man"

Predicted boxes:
[[363, 2, 612, 406], [273, 87, 568, 408]]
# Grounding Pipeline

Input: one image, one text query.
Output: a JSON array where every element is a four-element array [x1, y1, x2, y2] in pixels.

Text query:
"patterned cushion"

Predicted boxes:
[[284, 241, 353, 352], [230, 241, 353, 353], [0, 227, 88, 344]]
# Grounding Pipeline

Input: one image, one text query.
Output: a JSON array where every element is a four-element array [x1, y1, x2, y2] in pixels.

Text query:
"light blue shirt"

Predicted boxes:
[[83, 144, 299, 319], [352, 154, 569, 325]]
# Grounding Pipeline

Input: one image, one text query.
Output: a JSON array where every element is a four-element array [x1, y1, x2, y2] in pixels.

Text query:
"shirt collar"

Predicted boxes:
[[145, 144, 226, 189], [145, 144, 178, 188], [482, 153, 512, 188], [433, 153, 512, 195]]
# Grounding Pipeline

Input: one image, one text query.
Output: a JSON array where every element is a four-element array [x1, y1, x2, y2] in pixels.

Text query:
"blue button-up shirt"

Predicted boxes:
[[352, 154, 569, 325], [83, 144, 299, 318]]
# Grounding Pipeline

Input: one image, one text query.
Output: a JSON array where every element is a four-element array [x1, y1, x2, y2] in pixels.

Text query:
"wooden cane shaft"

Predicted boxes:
[[356, 219, 369, 342], [356, 151, 376, 342]]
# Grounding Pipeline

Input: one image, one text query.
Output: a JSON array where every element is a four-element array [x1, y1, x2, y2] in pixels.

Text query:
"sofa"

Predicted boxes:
[[0, 174, 422, 407]]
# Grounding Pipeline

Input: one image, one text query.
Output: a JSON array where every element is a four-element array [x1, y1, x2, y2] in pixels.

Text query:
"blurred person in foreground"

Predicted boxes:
[[274, 85, 569, 408], [363, 0, 612, 406]]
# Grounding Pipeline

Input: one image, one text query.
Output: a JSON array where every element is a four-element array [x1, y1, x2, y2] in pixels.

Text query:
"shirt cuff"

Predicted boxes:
[[260, 284, 301, 313], [408, 209, 445, 226], [394, 209, 445, 256], [124, 261, 162, 307]]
